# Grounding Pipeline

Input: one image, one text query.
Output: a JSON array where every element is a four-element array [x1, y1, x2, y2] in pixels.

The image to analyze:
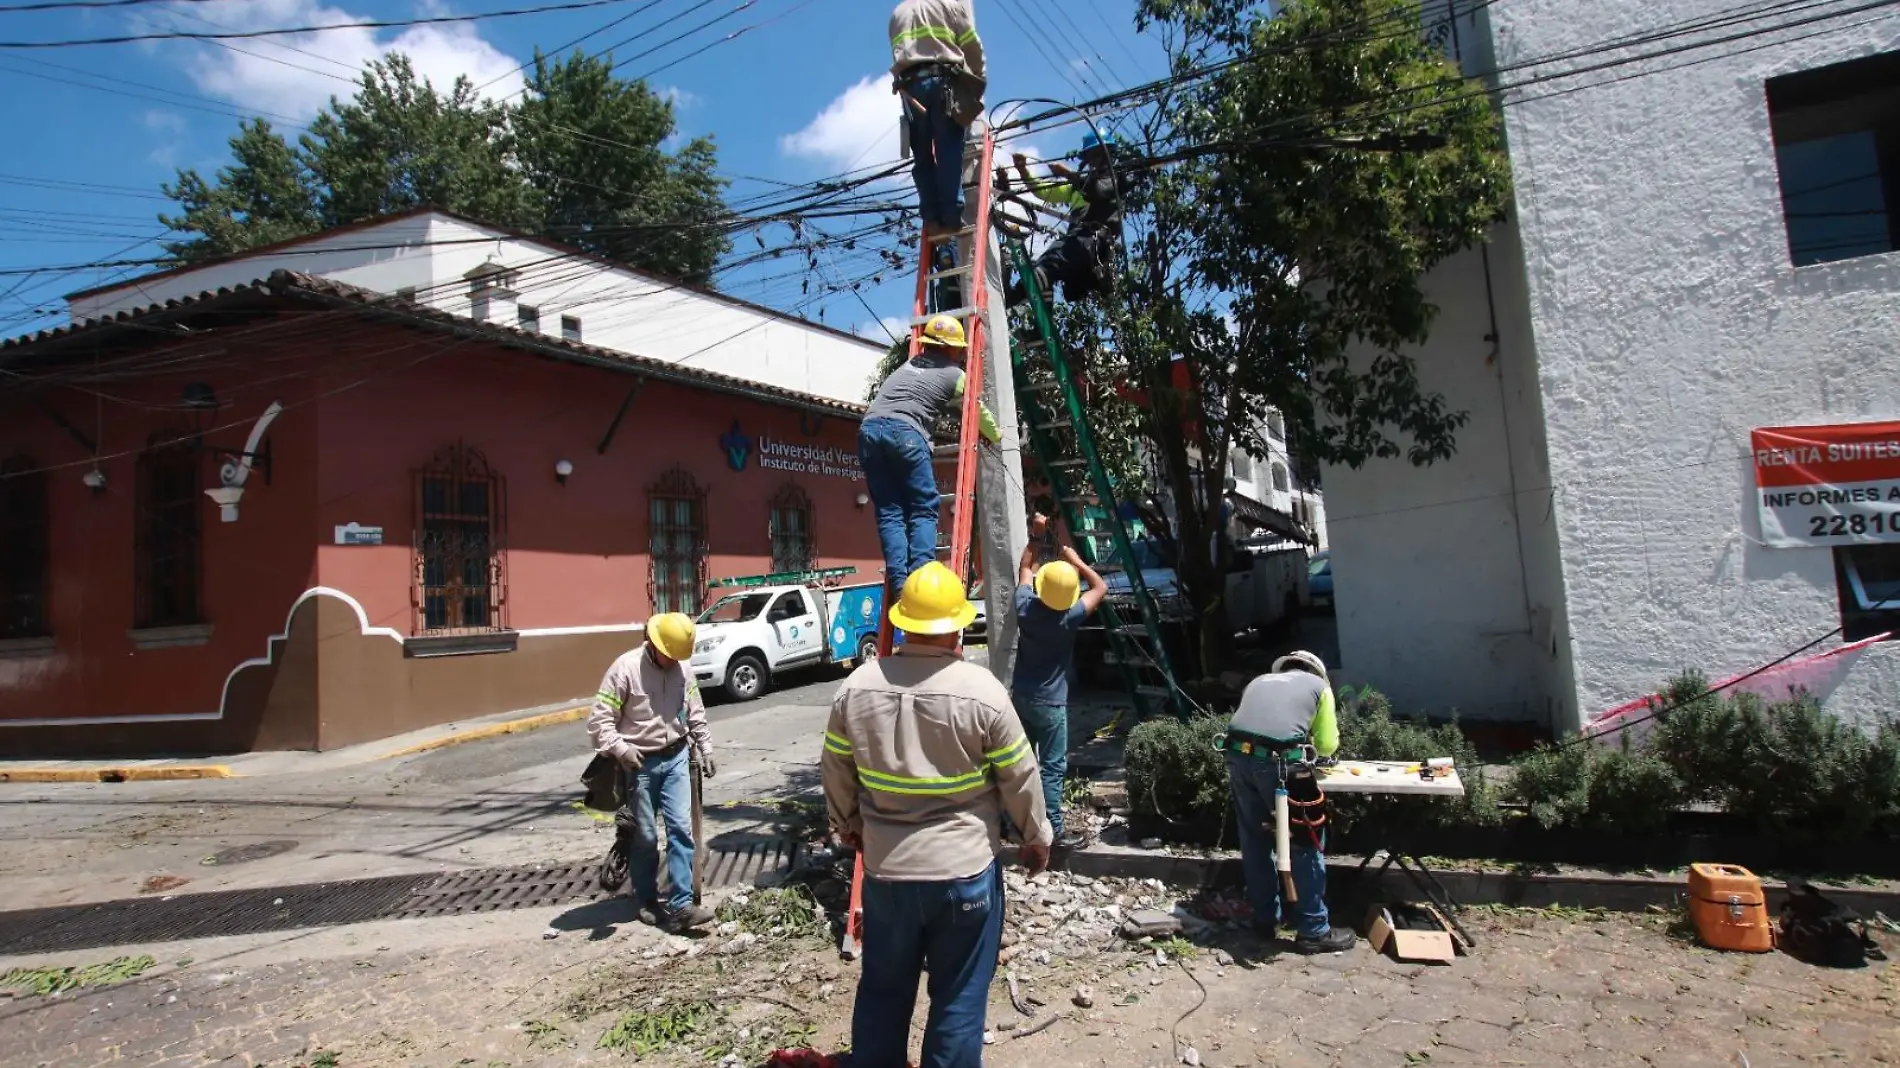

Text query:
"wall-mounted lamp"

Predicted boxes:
[[82, 467, 106, 496], [201, 401, 283, 523], [554, 459, 574, 486], [854, 492, 869, 509]]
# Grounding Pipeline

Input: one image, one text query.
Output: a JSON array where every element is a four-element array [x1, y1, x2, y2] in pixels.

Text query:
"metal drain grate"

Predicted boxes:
[[0, 838, 795, 956]]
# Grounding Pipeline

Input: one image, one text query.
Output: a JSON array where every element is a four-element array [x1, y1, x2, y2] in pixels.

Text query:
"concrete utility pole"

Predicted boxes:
[[965, 120, 1029, 687]]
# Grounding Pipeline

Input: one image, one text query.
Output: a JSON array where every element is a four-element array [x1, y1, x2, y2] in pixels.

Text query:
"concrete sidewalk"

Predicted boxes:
[[0, 699, 591, 783]]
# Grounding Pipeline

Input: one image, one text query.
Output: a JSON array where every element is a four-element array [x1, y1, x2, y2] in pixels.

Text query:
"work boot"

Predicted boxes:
[[1053, 828, 1089, 851], [661, 903, 716, 932], [1292, 928, 1356, 955]]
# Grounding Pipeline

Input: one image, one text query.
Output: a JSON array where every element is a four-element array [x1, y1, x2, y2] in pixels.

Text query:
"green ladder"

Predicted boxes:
[[1002, 236, 1188, 720]]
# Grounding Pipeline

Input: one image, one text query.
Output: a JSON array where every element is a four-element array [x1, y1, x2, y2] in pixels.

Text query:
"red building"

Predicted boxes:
[[0, 271, 879, 757]]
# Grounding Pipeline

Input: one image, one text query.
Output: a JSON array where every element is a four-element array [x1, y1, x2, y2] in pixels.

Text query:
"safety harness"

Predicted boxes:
[[1213, 727, 1328, 848]]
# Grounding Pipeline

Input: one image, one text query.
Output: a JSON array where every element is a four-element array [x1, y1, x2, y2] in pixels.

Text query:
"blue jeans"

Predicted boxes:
[[901, 72, 966, 230], [624, 746, 696, 914], [1227, 754, 1330, 938], [852, 862, 1003, 1068], [858, 417, 939, 599], [1018, 702, 1068, 836]]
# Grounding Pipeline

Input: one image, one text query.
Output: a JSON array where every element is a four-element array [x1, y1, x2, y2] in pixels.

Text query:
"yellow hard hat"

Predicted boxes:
[[1033, 560, 1081, 612], [918, 314, 967, 349], [888, 561, 978, 635], [646, 612, 697, 661]]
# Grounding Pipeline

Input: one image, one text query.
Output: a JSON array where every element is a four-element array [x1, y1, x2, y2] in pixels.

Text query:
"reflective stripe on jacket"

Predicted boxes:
[[889, 0, 986, 83], [822, 645, 1050, 880]]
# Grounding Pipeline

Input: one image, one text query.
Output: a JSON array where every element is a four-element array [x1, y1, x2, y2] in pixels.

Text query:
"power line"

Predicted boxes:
[[0, 0, 650, 49]]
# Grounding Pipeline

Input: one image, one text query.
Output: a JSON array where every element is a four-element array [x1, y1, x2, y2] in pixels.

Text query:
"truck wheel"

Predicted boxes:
[[725, 654, 769, 701], [857, 634, 879, 663]]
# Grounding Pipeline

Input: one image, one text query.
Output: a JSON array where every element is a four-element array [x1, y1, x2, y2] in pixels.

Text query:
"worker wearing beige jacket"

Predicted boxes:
[[823, 561, 1051, 1068], [588, 612, 716, 933]]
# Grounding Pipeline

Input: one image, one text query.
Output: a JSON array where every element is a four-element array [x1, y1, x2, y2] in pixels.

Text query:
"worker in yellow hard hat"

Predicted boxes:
[[822, 561, 1050, 1066], [1009, 511, 1110, 850], [586, 611, 717, 933], [859, 313, 1002, 604]]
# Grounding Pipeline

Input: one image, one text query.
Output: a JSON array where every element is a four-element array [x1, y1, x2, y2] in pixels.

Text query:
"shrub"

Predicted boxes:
[[1507, 743, 1591, 830], [1124, 713, 1230, 824], [1722, 692, 1899, 843], [1583, 740, 1685, 836]]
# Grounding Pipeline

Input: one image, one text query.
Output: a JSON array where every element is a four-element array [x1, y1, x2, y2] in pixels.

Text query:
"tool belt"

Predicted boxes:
[[1211, 727, 1308, 763], [1214, 728, 1328, 847], [646, 735, 690, 763]]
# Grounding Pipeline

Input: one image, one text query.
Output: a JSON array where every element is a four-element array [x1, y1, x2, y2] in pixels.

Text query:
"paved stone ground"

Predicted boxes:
[[4, 891, 1894, 1068]]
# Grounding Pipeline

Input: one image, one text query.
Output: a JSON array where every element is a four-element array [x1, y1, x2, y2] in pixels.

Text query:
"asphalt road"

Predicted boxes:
[[0, 655, 920, 911]]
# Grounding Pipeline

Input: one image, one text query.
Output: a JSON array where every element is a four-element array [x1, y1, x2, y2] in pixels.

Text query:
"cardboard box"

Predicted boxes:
[[1365, 903, 1456, 963]]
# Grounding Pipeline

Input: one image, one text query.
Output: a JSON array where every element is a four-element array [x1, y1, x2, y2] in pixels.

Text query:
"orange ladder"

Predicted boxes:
[[841, 126, 999, 961]]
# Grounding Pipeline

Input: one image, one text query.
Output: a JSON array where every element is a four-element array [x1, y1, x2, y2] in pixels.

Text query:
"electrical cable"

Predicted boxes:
[[0, 0, 652, 49]]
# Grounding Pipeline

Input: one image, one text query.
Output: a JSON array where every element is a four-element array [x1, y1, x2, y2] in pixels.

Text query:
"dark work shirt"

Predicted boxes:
[[1010, 584, 1088, 707]]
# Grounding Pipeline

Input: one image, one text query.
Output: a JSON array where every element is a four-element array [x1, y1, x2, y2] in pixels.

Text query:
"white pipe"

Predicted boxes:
[[1275, 787, 1296, 903]]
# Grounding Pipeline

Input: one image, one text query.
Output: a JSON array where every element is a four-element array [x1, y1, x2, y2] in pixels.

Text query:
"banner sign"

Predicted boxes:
[[1751, 421, 1900, 548]]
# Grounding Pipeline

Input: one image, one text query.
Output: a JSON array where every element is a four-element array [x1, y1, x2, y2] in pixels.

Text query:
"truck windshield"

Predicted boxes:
[[697, 593, 771, 625]]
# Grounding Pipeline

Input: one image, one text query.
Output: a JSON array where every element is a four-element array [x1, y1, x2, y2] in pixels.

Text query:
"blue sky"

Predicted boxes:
[[0, 0, 1171, 341]]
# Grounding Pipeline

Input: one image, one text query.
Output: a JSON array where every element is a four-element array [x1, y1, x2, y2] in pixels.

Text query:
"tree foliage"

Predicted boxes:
[[158, 52, 731, 284], [1059, 0, 1512, 675]]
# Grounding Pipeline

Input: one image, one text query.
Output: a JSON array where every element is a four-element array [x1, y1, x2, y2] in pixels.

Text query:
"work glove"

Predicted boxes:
[[616, 746, 644, 772], [695, 747, 717, 779]]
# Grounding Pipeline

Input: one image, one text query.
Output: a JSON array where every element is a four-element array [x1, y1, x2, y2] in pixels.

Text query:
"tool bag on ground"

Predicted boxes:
[[1779, 879, 1886, 967]]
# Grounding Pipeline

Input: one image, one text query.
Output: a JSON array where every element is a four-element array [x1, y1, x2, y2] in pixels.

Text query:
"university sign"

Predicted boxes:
[[719, 421, 863, 482], [1751, 421, 1900, 548]]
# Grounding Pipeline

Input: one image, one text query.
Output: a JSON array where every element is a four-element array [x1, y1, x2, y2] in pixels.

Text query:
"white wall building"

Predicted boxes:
[[1224, 407, 1329, 549], [66, 208, 887, 406], [1323, 0, 1900, 732]]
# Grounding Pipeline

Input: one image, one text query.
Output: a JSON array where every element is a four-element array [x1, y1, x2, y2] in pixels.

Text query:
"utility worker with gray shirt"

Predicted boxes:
[[859, 314, 1001, 604], [587, 612, 717, 933], [1216, 650, 1355, 953], [823, 561, 1051, 1067]]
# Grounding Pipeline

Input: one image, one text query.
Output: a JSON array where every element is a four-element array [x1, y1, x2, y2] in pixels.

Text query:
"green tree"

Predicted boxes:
[[158, 119, 319, 263], [157, 51, 732, 283], [515, 51, 731, 285], [1103, 0, 1511, 676], [299, 54, 533, 229]]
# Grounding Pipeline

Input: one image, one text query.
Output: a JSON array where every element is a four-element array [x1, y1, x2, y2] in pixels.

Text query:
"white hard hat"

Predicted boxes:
[[1271, 650, 1328, 681]]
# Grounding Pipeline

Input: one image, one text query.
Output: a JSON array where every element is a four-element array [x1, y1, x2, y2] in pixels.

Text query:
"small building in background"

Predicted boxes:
[[0, 262, 880, 757]]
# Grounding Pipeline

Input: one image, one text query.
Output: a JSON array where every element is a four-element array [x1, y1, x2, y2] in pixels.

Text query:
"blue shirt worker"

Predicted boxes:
[[858, 314, 1001, 601], [1217, 650, 1355, 954], [823, 562, 1052, 1068], [1010, 512, 1108, 849], [587, 612, 717, 933]]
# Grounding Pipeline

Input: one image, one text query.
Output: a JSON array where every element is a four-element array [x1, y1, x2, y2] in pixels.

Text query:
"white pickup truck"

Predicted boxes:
[[688, 568, 885, 701]]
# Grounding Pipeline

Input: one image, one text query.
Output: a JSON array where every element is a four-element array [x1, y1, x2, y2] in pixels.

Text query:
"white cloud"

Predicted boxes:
[[854, 315, 910, 344], [174, 0, 524, 120], [780, 75, 899, 172], [144, 109, 189, 167], [658, 85, 699, 110]]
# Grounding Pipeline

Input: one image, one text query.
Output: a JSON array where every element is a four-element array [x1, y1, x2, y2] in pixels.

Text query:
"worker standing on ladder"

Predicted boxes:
[[890, 0, 986, 307], [1010, 512, 1108, 850], [823, 562, 1052, 1067], [1215, 651, 1356, 954], [859, 314, 1001, 604], [1008, 133, 1121, 305]]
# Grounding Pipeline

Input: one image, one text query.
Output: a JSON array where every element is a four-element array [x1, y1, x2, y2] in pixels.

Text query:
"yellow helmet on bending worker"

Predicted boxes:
[[918, 313, 967, 350]]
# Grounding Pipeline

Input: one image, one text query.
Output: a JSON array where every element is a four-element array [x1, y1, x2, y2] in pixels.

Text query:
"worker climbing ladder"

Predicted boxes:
[[999, 234, 1188, 721], [842, 127, 1000, 962]]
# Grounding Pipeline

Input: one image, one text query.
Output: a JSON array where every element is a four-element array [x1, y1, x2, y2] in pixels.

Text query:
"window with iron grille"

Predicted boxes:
[[135, 437, 203, 628], [649, 467, 707, 616], [413, 443, 508, 634], [769, 482, 815, 574], [0, 455, 50, 639]]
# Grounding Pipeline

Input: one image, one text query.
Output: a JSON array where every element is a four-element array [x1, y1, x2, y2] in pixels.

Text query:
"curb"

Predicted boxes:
[[0, 764, 236, 784], [377, 704, 589, 760], [1016, 846, 1900, 918]]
